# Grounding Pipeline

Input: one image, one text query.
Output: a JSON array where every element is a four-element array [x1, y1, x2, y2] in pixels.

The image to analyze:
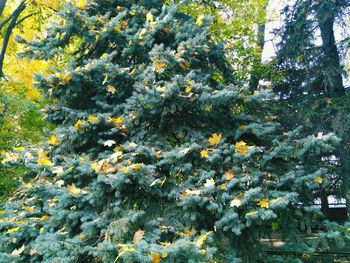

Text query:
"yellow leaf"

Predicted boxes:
[[313, 176, 323, 184], [37, 156, 53, 166], [76, 0, 87, 9], [220, 182, 227, 190], [235, 141, 250, 155], [196, 15, 205, 26], [13, 146, 25, 151], [23, 206, 34, 214], [120, 20, 128, 29], [75, 120, 85, 132], [154, 60, 166, 73], [0, 210, 5, 215], [67, 184, 89, 197], [146, 12, 154, 23], [239, 125, 245, 131], [109, 117, 123, 127], [185, 86, 192, 93], [271, 197, 283, 203], [200, 249, 206, 255], [40, 215, 50, 220], [132, 163, 142, 170], [224, 170, 234, 180], [156, 86, 166, 93], [48, 135, 59, 145], [116, 244, 136, 261], [195, 231, 212, 247], [91, 163, 100, 173], [208, 133, 222, 146], [107, 85, 117, 94], [200, 149, 209, 158], [155, 151, 162, 159], [246, 211, 258, 217], [151, 253, 161, 263], [257, 198, 269, 209], [88, 115, 99, 123], [5, 227, 20, 234], [179, 61, 190, 71], [39, 227, 44, 234], [122, 166, 129, 173]]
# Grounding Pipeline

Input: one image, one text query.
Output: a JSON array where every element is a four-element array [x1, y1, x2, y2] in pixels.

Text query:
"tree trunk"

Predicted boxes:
[[249, 22, 266, 91], [339, 145, 350, 219], [0, 1, 26, 78], [316, 1, 345, 96], [0, 0, 7, 17]]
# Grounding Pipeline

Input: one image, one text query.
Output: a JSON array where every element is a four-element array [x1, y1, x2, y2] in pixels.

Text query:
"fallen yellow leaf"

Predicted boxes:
[[313, 177, 323, 184], [208, 133, 222, 146], [235, 141, 250, 155], [200, 149, 209, 158], [257, 198, 269, 209]]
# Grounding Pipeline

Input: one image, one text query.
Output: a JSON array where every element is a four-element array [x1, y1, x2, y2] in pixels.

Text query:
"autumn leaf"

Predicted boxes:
[[122, 166, 129, 173], [48, 135, 59, 145], [204, 178, 215, 188], [101, 161, 117, 173], [40, 215, 50, 220], [200, 149, 209, 158], [195, 231, 212, 247], [208, 133, 222, 146], [151, 253, 161, 263], [75, 120, 85, 132], [76, 0, 87, 9], [109, 117, 123, 127], [133, 229, 144, 244], [313, 176, 323, 184], [11, 245, 25, 256], [132, 163, 142, 170], [13, 146, 25, 151], [179, 61, 190, 71], [224, 170, 234, 180], [235, 141, 250, 155], [5, 227, 20, 234], [257, 198, 269, 209], [230, 199, 242, 207], [67, 184, 89, 197], [146, 12, 154, 23], [104, 140, 116, 147], [196, 15, 205, 26], [89, 163, 99, 173], [88, 115, 99, 123], [154, 60, 166, 73], [107, 85, 117, 94], [37, 156, 53, 166], [23, 206, 34, 213], [39, 227, 45, 234]]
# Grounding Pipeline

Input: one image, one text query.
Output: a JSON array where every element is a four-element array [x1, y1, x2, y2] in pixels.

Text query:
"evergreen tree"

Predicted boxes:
[[0, 0, 347, 262]]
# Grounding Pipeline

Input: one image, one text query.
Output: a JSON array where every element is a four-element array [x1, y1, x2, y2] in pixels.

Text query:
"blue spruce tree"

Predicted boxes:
[[0, 0, 347, 262]]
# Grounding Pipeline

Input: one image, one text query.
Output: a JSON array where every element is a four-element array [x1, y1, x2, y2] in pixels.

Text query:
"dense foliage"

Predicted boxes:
[[0, 1, 349, 262]]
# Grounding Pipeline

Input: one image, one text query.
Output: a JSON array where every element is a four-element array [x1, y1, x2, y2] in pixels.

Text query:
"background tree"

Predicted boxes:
[[0, 0, 59, 199], [271, 0, 350, 217]]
